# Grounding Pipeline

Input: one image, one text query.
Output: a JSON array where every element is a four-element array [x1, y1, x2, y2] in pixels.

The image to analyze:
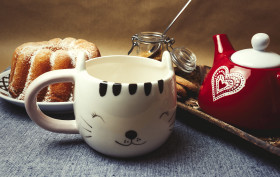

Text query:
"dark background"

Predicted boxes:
[[1, 0, 280, 70]]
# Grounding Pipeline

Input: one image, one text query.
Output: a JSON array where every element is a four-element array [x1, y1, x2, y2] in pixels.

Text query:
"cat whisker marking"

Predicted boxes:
[[80, 116, 92, 128], [81, 125, 92, 133], [168, 111, 176, 122], [169, 119, 175, 127]]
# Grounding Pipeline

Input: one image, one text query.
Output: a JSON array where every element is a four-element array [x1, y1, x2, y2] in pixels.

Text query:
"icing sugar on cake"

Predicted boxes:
[[8, 37, 101, 102]]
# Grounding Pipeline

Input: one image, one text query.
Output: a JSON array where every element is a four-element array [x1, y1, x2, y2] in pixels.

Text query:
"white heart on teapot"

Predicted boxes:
[[212, 66, 246, 101]]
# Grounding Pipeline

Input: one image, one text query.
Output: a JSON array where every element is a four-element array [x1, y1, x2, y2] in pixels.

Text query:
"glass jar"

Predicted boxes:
[[128, 32, 196, 73], [128, 32, 174, 61]]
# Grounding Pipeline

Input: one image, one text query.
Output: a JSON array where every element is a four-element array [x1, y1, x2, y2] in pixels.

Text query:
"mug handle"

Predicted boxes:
[[24, 69, 79, 134]]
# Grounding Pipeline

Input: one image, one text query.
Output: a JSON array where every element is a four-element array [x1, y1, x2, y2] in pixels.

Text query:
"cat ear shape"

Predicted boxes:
[[161, 51, 173, 72], [75, 51, 86, 72]]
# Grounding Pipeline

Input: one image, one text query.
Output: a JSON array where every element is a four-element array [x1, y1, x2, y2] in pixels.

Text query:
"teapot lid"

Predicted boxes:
[[231, 33, 280, 68]]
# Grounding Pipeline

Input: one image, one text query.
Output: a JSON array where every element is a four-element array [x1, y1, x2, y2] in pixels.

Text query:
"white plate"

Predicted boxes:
[[0, 69, 73, 113]]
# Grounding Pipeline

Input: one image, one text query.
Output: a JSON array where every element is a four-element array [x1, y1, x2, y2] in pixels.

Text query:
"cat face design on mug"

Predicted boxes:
[[78, 109, 176, 147], [114, 110, 176, 146], [76, 79, 176, 150], [25, 53, 177, 157]]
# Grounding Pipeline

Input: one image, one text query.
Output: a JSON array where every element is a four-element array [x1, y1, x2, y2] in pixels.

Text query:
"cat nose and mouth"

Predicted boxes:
[[125, 130, 138, 140], [115, 130, 146, 146]]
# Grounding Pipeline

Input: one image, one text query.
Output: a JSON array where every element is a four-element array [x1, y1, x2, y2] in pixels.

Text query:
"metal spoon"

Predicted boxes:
[[148, 0, 192, 58], [163, 0, 192, 35]]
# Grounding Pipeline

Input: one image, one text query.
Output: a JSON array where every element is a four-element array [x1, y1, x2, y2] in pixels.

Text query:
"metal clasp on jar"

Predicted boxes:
[[128, 32, 196, 73], [128, 32, 175, 60], [127, 34, 139, 56]]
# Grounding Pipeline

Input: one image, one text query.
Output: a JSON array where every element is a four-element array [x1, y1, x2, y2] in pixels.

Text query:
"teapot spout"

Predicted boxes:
[[213, 34, 235, 65]]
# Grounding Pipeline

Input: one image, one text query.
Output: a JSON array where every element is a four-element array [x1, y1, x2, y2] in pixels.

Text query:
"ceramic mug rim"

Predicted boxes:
[[83, 55, 174, 85]]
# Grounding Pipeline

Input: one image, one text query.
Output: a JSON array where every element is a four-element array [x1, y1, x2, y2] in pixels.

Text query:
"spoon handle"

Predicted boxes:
[[163, 0, 192, 35]]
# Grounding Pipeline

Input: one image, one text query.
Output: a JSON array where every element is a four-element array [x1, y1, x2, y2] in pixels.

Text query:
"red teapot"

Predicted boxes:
[[198, 33, 280, 130]]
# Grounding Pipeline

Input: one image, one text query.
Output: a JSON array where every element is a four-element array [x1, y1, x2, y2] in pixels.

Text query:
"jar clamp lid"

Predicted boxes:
[[128, 32, 196, 73]]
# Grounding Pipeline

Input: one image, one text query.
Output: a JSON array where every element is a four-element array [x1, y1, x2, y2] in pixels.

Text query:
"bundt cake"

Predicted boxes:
[[8, 37, 101, 102]]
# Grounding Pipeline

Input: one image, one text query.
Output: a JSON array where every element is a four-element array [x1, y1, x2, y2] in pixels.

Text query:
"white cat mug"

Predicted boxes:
[[24, 51, 177, 158]]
